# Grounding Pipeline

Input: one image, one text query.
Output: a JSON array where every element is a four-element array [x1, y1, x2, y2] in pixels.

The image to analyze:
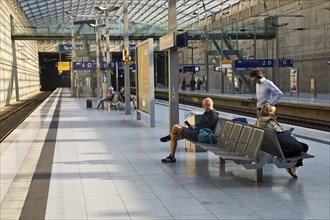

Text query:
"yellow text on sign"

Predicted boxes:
[[220, 60, 232, 65], [58, 62, 71, 71]]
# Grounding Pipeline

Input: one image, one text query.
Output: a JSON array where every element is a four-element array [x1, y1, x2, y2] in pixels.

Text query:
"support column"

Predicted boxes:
[[168, 0, 179, 131], [274, 16, 279, 86], [95, 17, 102, 98], [105, 9, 112, 94], [70, 19, 76, 97], [124, 0, 131, 114]]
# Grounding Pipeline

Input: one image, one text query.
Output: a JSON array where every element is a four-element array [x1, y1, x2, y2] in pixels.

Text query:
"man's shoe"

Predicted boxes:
[[286, 167, 298, 178], [161, 155, 176, 163], [160, 135, 171, 142]]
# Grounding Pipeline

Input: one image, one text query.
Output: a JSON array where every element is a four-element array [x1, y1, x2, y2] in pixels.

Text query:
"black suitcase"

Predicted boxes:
[[86, 99, 92, 109]]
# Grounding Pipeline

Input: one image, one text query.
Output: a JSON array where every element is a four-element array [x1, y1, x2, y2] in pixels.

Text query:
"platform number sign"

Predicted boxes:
[[279, 59, 293, 67], [235, 59, 293, 68], [72, 62, 107, 71], [260, 59, 273, 67], [82, 62, 92, 69]]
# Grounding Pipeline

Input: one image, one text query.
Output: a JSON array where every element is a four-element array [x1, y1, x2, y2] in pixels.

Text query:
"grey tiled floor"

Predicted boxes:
[[0, 88, 329, 220]]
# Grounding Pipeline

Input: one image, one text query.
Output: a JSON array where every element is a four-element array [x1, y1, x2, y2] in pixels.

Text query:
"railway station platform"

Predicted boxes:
[[0, 88, 329, 220]]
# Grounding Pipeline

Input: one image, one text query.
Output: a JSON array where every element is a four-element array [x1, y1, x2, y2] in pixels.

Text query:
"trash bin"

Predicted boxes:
[[184, 111, 207, 153]]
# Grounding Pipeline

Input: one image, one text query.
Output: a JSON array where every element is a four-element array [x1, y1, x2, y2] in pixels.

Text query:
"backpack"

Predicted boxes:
[[198, 128, 218, 144]]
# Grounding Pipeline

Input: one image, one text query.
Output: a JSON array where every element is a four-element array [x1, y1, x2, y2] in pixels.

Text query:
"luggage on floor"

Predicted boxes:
[[86, 99, 92, 109]]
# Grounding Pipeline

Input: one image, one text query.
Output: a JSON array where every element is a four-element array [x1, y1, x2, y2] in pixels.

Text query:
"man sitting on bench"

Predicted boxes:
[[95, 87, 115, 109], [160, 98, 219, 162], [118, 87, 137, 109]]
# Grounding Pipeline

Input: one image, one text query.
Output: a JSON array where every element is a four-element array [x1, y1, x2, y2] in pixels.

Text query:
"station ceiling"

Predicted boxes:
[[16, 0, 240, 37]]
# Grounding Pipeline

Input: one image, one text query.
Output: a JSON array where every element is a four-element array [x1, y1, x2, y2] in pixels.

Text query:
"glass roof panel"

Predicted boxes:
[[16, 0, 240, 37]]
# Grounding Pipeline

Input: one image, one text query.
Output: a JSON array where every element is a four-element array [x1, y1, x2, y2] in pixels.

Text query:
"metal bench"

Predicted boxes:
[[187, 118, 315, 182], [260, 129, 315, 169], [103, 94, 123, 110], [190, 119, 266, 181]]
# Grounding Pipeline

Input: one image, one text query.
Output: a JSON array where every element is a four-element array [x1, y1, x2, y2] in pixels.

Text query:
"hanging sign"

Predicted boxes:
[[58, 62, 71, 71]]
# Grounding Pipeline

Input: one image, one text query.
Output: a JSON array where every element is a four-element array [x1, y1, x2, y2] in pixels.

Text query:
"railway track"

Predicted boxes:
[[182, 99, 329, 132], [154, 91, 330, 132], [0, 92, 52, 142]]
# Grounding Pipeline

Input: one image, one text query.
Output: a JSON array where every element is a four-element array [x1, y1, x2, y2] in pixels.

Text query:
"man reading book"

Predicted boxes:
[[160, 98, 218, 162]]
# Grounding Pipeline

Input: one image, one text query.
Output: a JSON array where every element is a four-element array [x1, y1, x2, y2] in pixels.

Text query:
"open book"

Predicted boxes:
[[184, 120, 193, 129]]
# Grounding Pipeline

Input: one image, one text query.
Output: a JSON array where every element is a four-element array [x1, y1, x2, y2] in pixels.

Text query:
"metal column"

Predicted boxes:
[[105, 8, 112, 93], [168, 0, 179, 131], [124, 0, 131, 114], [70, 19, 76, 97]]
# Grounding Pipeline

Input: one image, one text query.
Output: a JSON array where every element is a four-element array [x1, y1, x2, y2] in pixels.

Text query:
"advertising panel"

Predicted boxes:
[[136, 38, 155, 125], [290, 69, 298, 93]]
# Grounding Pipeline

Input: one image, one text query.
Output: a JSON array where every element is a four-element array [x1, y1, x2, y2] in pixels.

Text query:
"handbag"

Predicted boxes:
[[198, 128, 218, 144], [276, 130, 303, 157]]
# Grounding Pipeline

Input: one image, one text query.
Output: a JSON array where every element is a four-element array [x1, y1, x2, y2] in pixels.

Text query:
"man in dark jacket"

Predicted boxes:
[[160, 98, 219, 162]]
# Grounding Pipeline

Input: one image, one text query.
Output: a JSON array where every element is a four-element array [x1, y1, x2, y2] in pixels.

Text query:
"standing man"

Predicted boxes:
[[160, 98, 219, 162], [250, 68, 283, 117]]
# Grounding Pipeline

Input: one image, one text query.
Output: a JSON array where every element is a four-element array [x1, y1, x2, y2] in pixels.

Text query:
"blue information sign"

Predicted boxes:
[[72, 62, 107, 71], [235, 59, 293, 68], [129, 44, 136, 52], [59, 44, 83, 52], [109, 61, 136, 71], [183, 66, 200, 73], [259, 59, 274, 67], [278, 59, 293, 67], [235, 59, 273, 68]]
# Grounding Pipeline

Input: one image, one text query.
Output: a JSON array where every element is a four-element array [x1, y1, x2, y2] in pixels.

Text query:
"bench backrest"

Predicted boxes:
[[243, 128, 265, 160], [233, 125, 254, 155], [225, 123, 243, 152], [213, 118, 226, 135], [217, 121, 234, 148]]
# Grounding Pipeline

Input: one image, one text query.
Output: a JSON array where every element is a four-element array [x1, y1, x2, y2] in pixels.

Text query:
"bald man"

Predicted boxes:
[[160, 98, 219, 162]]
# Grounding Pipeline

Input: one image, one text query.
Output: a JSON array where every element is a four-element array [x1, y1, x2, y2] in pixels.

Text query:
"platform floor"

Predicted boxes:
[[0, 88, 329, 220]]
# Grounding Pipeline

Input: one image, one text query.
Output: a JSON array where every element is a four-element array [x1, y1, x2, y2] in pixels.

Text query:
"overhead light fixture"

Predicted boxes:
[[89, 23, 106, 27], [94, 5, 120, 12]]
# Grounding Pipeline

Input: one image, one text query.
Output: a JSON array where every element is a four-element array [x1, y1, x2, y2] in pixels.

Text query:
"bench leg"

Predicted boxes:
[[252, 168, 263, 182], [219, 158, 225, 176]]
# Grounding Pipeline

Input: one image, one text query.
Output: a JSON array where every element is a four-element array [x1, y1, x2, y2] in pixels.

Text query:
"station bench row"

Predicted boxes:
[[188, 118, 315, 182], [101, 94, 124, 110]]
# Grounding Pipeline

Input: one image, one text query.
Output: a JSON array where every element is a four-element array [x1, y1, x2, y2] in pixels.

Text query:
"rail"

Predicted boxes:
[[0, 92, 51, 142]]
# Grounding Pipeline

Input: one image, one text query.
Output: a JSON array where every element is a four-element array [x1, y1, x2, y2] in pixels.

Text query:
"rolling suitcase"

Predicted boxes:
[[86, 99, 92, 109]]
